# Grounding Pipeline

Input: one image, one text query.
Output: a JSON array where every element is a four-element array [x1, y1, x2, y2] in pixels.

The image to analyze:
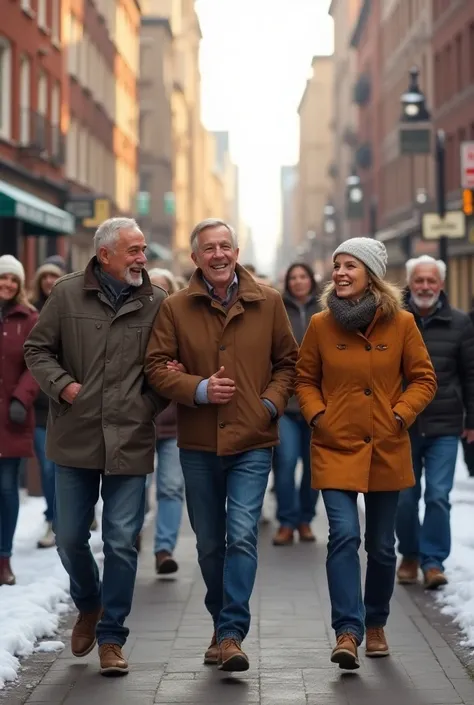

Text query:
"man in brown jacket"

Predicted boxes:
[[145, 218, 297, 672], [24, 217, 167, 677]]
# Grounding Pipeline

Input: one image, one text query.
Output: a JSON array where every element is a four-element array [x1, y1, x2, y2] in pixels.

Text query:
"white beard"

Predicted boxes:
[[124, 268, 143, 287], [412, 292, 440, 310]]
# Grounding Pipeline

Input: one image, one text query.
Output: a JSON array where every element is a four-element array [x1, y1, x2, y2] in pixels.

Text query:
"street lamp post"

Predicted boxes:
[[399, 67, 447, 277]]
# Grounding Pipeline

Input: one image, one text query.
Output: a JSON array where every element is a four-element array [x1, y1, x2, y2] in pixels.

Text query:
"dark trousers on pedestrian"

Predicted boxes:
[[396, 434, 458, 572], [179, 448, 272, 643], [54, 466, 146, 646], [34, 426, 56, 523], [322, 489, 399, 645], [273, 413, 318, 528], [461, 437, 474, 477], [0, 458, 21, 558]]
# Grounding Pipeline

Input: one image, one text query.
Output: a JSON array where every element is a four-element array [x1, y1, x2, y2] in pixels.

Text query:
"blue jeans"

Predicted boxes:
[[273, 413, 318, 527], [180, 448, 272, 643], [0, 458, 21, 558], [323, 489, 399, 644], [154, 438, 184, 554], [34, 426, 56, 523], [396, 434, 458, 572], [55, 466, 146, 646]]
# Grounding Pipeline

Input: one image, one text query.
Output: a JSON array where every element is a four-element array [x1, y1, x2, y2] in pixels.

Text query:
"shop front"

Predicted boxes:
[[0, 179, 75, 281]]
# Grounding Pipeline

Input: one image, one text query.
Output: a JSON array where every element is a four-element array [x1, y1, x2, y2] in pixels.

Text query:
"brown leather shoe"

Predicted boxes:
[[99, 644, 129, 676], [423, 567, 448, 590], [204, 631, 219, 665], [71, 607, 102, 657], [155, 551, 178, 575], [397, 558, 419, 584], [298, 523, 316, 542], [272, 526, 294, 546], [365, 626, 390, 657], [0, 557, 16, 586], [218, 638, 249, 672], [330, 633, 359, 670]]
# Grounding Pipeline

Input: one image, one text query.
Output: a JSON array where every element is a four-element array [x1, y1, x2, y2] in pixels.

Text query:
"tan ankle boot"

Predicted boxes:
[[99, 644, 129, 676], [331, 633, 359, 670]]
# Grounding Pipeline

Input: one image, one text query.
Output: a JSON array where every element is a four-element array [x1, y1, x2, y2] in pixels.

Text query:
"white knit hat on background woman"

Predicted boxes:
[[0, 255, 25, 285], [332, 237, 388, 280]]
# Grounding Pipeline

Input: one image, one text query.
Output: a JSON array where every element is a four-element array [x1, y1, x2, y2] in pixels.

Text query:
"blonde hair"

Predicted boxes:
[[148, 267, 179, 294], [320, 276, 403, 320], [5, 275, 37, 311]]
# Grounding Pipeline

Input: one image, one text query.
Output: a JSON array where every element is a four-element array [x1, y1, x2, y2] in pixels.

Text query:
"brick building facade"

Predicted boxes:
[[0, 0, 73, 281]]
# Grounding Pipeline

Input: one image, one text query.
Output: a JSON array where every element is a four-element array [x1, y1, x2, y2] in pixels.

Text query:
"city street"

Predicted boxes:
[[1, 469, 474, 705]]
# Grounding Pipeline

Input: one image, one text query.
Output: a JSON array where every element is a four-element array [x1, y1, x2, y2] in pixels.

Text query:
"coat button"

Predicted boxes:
[[364, 436, 371, 443], [364, 389, 372, 396], [219, 422, 225, 428], [219, 345, 226, 351], [365, 344, 372, 351], [96, 323, 102, 329]]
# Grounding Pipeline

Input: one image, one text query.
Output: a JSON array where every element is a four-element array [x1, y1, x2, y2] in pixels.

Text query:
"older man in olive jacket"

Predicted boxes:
[[24, 217, 167, 677], [145, 218, 297, 673]]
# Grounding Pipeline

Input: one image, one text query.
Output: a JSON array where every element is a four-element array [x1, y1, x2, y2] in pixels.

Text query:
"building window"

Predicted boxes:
[[51, 82, 61, 161], [52, 0, 60, 42], [66, 119, 78, 180], [19, 55, 30, 145], [38, 0, 47, 30], [0, 37, 12, 140], [470, 24, 474, 83]]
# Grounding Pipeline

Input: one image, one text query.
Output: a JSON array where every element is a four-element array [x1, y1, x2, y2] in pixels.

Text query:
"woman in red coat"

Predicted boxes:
[[0, 255, 39, 585]]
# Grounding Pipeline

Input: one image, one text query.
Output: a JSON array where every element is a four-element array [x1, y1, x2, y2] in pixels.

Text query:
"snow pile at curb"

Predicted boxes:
[[0, 495, 103, 689]]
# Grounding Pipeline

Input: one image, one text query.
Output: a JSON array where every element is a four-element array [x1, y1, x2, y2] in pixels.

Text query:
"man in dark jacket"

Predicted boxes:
[[25, 217, 167, 676], [396, 255, 474, 590]]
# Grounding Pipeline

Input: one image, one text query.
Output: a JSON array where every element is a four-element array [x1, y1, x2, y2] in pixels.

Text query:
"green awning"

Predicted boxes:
[[0, 179, 75, 235]]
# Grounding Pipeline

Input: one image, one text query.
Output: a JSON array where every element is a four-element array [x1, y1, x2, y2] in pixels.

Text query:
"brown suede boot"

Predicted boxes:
[[272, 526, 294, 546], [397, 558, 419, 584], [365, 627, 390, 657], [423, 567, 448, 590], [71, 607, 102, 657], [218, 638, 249, 672], [155, 550, 178, 575], [330, 633, 359, 670], [0, 557, 16, 586], [298, 524, 316, 542], [99, 644, 129, 676], [203, 631, 219, 665]]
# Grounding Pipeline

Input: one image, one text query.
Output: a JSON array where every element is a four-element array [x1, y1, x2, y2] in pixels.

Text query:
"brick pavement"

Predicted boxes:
[[3, 498, 474, 705]]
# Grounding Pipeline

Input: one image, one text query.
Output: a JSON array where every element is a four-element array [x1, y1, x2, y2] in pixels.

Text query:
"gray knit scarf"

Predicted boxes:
[[327, 289, 377, 332]]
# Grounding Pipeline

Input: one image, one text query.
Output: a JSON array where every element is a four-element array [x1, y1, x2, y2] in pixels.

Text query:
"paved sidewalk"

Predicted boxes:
[[3, 499, 474, 705]]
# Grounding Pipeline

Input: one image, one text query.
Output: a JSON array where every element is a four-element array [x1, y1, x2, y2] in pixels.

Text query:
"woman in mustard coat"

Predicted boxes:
[[296, 237, 436, 671]]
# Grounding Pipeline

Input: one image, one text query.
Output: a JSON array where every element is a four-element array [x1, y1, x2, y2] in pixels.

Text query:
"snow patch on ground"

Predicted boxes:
[[0, 494, 103, 689], [434, 450, 474, 651]]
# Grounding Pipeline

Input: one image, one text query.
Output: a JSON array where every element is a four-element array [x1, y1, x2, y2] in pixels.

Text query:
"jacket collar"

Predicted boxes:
[[83, 257, 154, 298], [283, 292, 317, 309], [187, 263, 266, 302], [1, 301, 32, 318]]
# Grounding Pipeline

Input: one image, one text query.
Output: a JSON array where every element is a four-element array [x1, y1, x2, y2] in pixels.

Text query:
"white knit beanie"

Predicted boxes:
[[0, 255, 25, 285], [333, 237, 388, 280]]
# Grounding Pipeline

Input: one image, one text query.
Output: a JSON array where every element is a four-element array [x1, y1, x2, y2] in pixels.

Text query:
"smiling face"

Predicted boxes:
[[0, 273, 20, 302], [409, 263, 443, 310], [191, 225, 239, 291], [332, 253, 370, 301], [40, 272, 60, 297], [287, 265, 313, 301], [99, 227, 147, 286]]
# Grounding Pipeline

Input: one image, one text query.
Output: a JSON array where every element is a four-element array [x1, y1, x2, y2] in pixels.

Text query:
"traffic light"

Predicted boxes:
[[462, 188, 473, 216]]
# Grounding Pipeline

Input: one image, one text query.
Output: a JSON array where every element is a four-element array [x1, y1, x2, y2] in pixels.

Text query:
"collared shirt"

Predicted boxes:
[[203, 272, 238, 308]]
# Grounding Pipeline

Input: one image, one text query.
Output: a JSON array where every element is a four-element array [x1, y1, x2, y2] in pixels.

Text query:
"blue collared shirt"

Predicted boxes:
[[203, 272, 238, 307], [194, 271, 277, 417]]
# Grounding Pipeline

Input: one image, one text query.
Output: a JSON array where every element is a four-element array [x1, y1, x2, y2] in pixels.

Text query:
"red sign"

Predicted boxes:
[[461, 142, 474, 188]]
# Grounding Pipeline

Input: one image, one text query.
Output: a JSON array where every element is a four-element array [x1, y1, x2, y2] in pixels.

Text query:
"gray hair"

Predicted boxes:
[[406, 255, 446, 283], [148, 267, 178, 294], [93, 217, 141, 254], [189, 218, 238, 253]]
